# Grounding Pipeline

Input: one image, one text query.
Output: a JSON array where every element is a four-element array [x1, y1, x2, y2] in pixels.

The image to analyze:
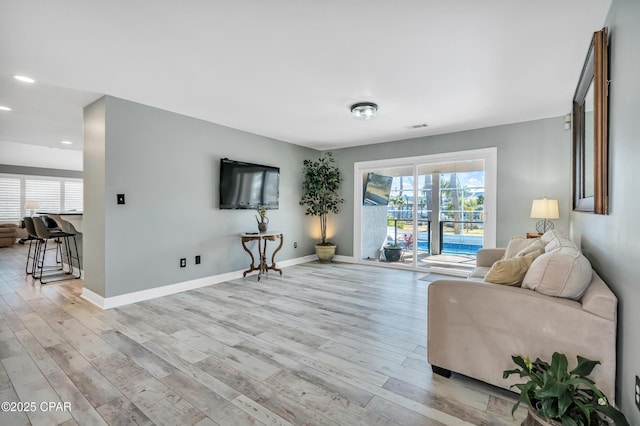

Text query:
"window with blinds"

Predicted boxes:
[[26, 179, 61, 213], [64, 181, 83, 211], [0, 177, 21, 221], [0, 174, 83, 222]]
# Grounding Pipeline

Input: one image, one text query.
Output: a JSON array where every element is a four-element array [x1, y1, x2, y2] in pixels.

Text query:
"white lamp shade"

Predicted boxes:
[[25, 201, 40, 209], [530, 198, 559, 219]]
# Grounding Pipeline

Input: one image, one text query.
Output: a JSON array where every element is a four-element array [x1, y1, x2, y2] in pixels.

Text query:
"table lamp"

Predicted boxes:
[[530, 198, 559, 233], [25, 201, 40, 217]]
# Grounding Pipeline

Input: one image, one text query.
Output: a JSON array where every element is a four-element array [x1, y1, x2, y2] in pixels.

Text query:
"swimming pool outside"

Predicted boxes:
[[388, 228, 483, 255]]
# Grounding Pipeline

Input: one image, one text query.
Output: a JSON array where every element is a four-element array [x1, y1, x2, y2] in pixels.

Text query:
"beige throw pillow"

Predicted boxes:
[[484, 252, 540, 286]]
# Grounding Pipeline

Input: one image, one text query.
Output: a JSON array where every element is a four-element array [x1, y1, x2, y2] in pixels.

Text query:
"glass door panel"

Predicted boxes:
[[360, 157, 486, 272]]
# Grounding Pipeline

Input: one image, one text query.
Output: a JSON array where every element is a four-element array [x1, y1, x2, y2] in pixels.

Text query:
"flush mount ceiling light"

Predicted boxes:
[[350, 102, 378, 120], [60, 140, 73, 145], [0, 106, 12, 111], [14, 75, 35, 83]]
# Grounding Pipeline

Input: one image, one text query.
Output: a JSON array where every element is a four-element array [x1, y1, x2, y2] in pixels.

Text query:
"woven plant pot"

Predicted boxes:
[[315, 244, 336, 263], [522, 410, 562, 426]]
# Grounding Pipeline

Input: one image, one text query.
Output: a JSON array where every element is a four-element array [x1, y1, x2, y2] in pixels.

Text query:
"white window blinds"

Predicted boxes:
[[0, 177, 21, 221], [64, 181, 83, 211], [26, 179, 61, 213], [0, 174, 83, 221]]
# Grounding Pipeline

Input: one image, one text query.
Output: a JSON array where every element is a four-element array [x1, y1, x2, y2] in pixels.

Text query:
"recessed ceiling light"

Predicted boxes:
[[14, 75, 35, 83], [61, 140, 73, 145], [0, 106, 12, 111]]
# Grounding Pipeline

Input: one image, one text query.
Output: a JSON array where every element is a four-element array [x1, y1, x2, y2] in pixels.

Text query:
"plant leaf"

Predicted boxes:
[[550, 352, 569, 380], [573, 399, 592, 424], [570, 356, 601, 377], [503, 368, 525, 379], [556, 390, 573, 417], [540, 398, 559, 419], [538, 379, 569, 399], [511, 355, 529, 370], [560, 417, 578, 426], [596, 404, 630, 426]]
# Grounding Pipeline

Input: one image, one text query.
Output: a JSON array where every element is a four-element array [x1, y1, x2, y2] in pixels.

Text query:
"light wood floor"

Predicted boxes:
[[0, 243, 526, 425]]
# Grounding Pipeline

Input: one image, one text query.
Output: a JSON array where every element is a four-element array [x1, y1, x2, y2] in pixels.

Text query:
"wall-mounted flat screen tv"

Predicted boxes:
[[219, 158, 280, 209], [363, 172, 393, 206]]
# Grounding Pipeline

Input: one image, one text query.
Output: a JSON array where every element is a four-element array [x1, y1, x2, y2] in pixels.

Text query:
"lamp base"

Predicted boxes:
[[535, 220, 554, 234]]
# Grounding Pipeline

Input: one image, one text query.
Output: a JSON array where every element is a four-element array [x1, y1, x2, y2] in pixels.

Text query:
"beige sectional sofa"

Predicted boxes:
[[427, 230, 617, 399], [0, 224, 18, 247]]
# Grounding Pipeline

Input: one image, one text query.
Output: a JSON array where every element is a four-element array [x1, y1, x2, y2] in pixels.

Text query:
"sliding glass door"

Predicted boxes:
[[355, 149, 496, 272]]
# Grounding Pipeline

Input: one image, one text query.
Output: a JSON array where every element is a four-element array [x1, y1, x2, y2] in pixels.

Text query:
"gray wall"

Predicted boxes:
[[0, 164, 82, 178], [361, 205, 389, 259], [571, 0, 640, 420], [83, 98, 107, 297], [84, 96, 317, 298], [331, 117, 572, 255]]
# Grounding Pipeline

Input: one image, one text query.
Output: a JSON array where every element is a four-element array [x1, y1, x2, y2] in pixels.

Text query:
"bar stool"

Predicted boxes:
[[48, 215, 81, 274], [32, 216, 81, 284], [22, 217, 42, 275]]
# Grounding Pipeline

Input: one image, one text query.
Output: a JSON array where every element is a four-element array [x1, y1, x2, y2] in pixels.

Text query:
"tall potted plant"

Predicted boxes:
[[300, 152, 344, 262]]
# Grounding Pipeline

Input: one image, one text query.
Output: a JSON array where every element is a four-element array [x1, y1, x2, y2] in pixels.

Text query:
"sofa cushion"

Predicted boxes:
[[484, 251, 540, 286], [503, 236, 540, 259], [468, 266, 491, 280], [522, 249, 593, 299], [0, 224, 17, 247]]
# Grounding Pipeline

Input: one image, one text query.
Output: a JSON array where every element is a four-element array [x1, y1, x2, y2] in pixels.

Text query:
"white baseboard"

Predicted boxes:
[[80, 254, 318, 310], [81, 287, 107, 309], [277, 254, 318, 267], [332, 255, 358, 263]]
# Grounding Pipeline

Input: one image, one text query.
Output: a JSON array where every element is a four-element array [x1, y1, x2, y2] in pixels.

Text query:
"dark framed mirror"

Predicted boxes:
[[573, 28, 608, 214]]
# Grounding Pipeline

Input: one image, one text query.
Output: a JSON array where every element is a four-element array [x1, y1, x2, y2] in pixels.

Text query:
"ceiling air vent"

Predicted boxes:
[[406, 123, 428, 129]]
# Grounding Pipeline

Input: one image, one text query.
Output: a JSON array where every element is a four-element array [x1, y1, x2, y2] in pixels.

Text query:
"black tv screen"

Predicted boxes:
[[219, 159, 280, 209], [363, 172, 393, 206]]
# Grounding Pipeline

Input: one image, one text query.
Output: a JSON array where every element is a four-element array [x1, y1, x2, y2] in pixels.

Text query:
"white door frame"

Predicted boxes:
[[353, 147, 497, 266]]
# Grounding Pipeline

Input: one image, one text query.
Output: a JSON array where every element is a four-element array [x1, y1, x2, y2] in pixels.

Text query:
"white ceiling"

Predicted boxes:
[[0, 0, 611, 166]]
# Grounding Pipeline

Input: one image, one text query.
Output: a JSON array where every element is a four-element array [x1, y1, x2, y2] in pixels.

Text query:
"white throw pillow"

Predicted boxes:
[[503, 236, 541, 259], [541, 229, 566, 244], [541, 230, 576, 253], [515, 239, 545, 258], [522, 250, 593, 300]]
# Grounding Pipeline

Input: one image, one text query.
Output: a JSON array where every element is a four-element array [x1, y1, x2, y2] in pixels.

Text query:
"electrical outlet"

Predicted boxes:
[[294, 242, 297, 249], [636, 376, 640, 410], [117, 193, 125, 205], [180, 258, 186, 268], [195, 255, 201, 265]]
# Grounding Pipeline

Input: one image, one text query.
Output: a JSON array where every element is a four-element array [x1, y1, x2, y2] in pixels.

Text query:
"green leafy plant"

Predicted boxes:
[[300, 152, 344, 245], [503, 352, 629, 425], [387, 214, 395, 227], [255, 204, 268, 227], [256, 205, 267, 219]]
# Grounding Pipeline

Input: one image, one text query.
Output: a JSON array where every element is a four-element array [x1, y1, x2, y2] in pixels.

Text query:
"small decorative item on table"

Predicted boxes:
[[255, 205, 269, 233]]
